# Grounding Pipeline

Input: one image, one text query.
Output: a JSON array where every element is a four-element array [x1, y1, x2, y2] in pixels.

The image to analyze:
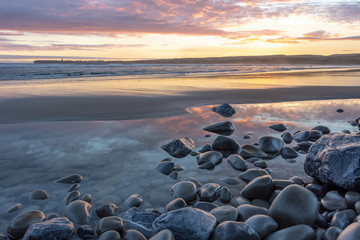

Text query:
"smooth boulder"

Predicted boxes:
[[203, 121, 235, 136], [64, 200, 92, 225], [259, 136, 284, 154], [7, 210, 45, 239], [170, 181, 197, 202]]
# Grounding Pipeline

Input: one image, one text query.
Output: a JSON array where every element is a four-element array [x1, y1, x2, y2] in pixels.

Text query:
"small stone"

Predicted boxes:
[[170, 181, 197, 202], [204, 134, 211, 137], [22, 217, 75, 240], [96, 216, 125, 236], [293, 131, 311, 142], [337, 108, 344, 113], [347, 120, 357, 127], [240, 175, 273, 200], [194, 202, 219, 212], [259, 136, 284, 154], [239, 145, 268, 159], [212, 136, 240, 157], [7, 210, 45, 239], [64, 200, 92, 225], [280, 147, 299, 159], [264, 225, 315, 240], [211, 221, 260, 240], [306, 183, 327, 198], [221, 177, 240, 185], [210, 205, 238, 223], [246, 157, 262, 163], [77, 225, 93, 239], [337, 222, 360, 240], [68, 183, 80, 192], [98, 230, 121, 240], [184, 177, 203, 189], [96, 203, 119, 218], [312, 125, 331, 134], [64, 190, 81, 205], [273, 180, 295, 190], [356, 201, 360, 214], [198, 161, 215, 170], [293, 141, 312, 153], [6, 203, 22, 213], [126, 194, 143, 207], [226, 154, 248, 171], [245, 215, 278, 239], [155, 161, 175, 175], [309, 130, 323, 141], [211, 103, 236, 117], [197, 151, 223, 166], [124, 207, 158, 231], [29, 189, 49, 200], [219, 186, 231, 203], [203, 121, 235, 136], [251, 199, 270, 209], [230, 196, 251, 207], [239, 169, 269, 183], [269, 124, 287, 132], [81, 194, 92, 203], [243, 135, 252, 139], [330, 209, 357, 230], [161, 137, 195, 158], [198, 183, 221, 202], [199, 144, 213, 153], [321, 191, 347, 211], [150, 229, 175, 240], [166, 198, 186, 212], [123, 229, 147, 240], [253, 160, 267, 168], [281, 132, 293, 144], [345, 191, 360, 208], [55, 174, 82, 183], [236, 204, 268, 221], [152, 207, 216, 240], [323, 227, 342, 240], [289, 176, 304, 186], [169, 171, 179, 180], [342, 130, 351, 134], [173, 165, 185, 171]]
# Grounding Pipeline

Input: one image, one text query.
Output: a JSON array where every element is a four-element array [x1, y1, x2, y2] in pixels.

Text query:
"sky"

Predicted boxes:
[[0, 0, 360, 61]]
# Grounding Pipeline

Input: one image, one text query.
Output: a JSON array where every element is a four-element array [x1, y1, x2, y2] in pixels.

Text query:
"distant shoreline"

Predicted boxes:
[[33, 53, 360, 65]]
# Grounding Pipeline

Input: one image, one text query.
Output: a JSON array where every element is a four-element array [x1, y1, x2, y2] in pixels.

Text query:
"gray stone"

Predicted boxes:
[[81, 193, 92, 203], [198, 183, 221, 202], [77, 225, 93, 239], [269, 185, 319, 229], [166, 198, 186, 212], [98, 230, 121, 240], [96, 203, 119, 218], [203, 121, 235, 136], [184, 177, 202, 189], [348, 120, 357, 127], [345, 191, 360, 208], [210, 205, 238, 223], [240, 175, 273, 200], [194, 202, 218, 212], [253, 160, 267, 168], [64, 200, 92, 225], [221, 177, 240, 185], [306, 183, 327, 198], [7, 210, 45, 239], [312, 125, 330, 134], [289, 176, 304, 186], [230, 196, 251, 207], [198, 161, 215, 170], [236, 204, 268, 221], [55, 174, 82, 183], [293, 131, 311, 142], [226, 154, 248, 171], [68, 183, 80, 192], [152, 207, 216, 240], [219, 186, 231, 203], [342, 130, 351, 134], [337, 108, 344, 113], [264, 225, 315, 240], [64, 190, 81, 205], [125, 207, 158, 230], [293, 141, 312, 153], [170, 181, 197, 202], [281, 132, 293, 144], [23, 217, 75, 240], [123, 229, 147, 240], [239, 169, 269, 183], [273, 180, 295, 190], [280, 147, 299, 159], [212, 136, 240, 154], [173, 165, 185, 171], [211, 221, 260, 240], [169, 171, 179, 180], [161, 137, 195, 158], [321, 191, 347, 211], [330, 209, 357, 229], [323, 227, 342, 240], [199, 144, 213, 153], [29, 189, 49, 200], [96, 216, 125, 236], [150, 229, 175, 240], [337, 222, 360, 240], [197, 151, 223, 166], [155, 161, 175, 175], [259, 136, 284, 154], [211, 103, 236, 117], [126, 194, 143, 207], [269, 124, 287, 132], [239, 145, 268, 159], [356, 201, 360, 214], [245, 215, 278, 239], [6, 203, 22, 213], [309, 130, 323, 141], [304, 132, 360, 191], [251, 199, 270, 209]]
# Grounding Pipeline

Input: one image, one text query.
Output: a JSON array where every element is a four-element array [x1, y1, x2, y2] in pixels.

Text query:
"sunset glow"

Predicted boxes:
[[1, 0, 360, 61]]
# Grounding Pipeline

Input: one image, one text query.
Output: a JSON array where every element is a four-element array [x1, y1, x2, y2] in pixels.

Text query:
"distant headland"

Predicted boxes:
[[34, 54, 360, 65]]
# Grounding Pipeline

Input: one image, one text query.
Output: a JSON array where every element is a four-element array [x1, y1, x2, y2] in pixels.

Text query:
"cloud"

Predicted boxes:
[[303, 30, 332, 38]]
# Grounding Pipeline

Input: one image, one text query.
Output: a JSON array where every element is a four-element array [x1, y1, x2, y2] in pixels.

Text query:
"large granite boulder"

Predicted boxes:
[[161, 137, 195, 158], [304, 132, 360, 191], [152, 207, 216, 240]]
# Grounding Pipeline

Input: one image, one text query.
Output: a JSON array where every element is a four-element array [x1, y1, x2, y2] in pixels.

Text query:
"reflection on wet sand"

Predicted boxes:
[[0, 99, 359, 233]]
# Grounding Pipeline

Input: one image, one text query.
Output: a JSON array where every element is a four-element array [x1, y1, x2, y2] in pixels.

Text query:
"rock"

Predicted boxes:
[[342, 130, 351, 134], [259, 136, 284, 154], [169, 171, 179, 180], [152, 207, 216, 240], [323, 227, 342, 240], [199, 144, 213, 153], [245, 215, 278, 239], [198, 183, 221, 202], [309, 130, 323, 141], [241, 175, 273, 200], [304, 132, 360, 191], [253, 160, 267, 168], [236, 204, 268, 221], [161, 137, 195, 158], [125, 207, 158, 230], [166, 198, 186, 212], [64, 200, 92, 225], [68, 183, 80, 192], [281, 132, 293, 144], [198, 161, 215, 170], [293, 131, 311, 142], [170, 181, 197, 202], [345, 191, 360, 208], [337, 222, 360, 240], [251, 199, 270, 209], [22, 217, 75, 240], [7, 210, 45, 239], [239, 169, 269, 183], [150, 229, 175, 240], [96, 203, 119, 218], [126, 194, 143, 207], [123, 229, 147, 240], [230, 196, 251, 207], [264, 225, 315, 240], [239, 145, 269, 159], [64, 190, 81, 205], [96, 216, 125, 236], [243, 134, 252, 139], [293, 141, 312, 153], [355, 201, 360, 214], [46, 213, 60, 220], [211, 104, 236, 117], [212, 136, 240, 157], [306, 183, 327, 198], [337, 108, 344, 113], [0, 233, 6, 240], [173, 165, 185, 171], [289, 176, 304, 186], [77, 225, 93, 239], [211, 221, 260, 240], [184, 177, 203, 189], [269, 124, 287, 132], [221, 177, 240, 185], [269, 185, 319, 229], [280, 147, 299, 159], [330, 209, 356, 229], [98, 230, 121, 240], [210, 205, 238, 223], [226, 154, 248, 171], [219, 186, 231, 203], [197, 151, 223, 166], [194, 202, 218, 212], [348, 120, 357, 127], [55, 174, 82, 183], [29, 189, 49, 200], [312, 125, 331, 134], [203, 121, 235, 136], [272, 180, 295, 190], [155, 161, 175, 175], [321, 191, 347, 211], [6, 203, 22, 213]]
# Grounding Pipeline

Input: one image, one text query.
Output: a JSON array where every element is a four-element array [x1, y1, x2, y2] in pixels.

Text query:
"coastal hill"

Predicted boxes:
[[34, 54, 360, 65]]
